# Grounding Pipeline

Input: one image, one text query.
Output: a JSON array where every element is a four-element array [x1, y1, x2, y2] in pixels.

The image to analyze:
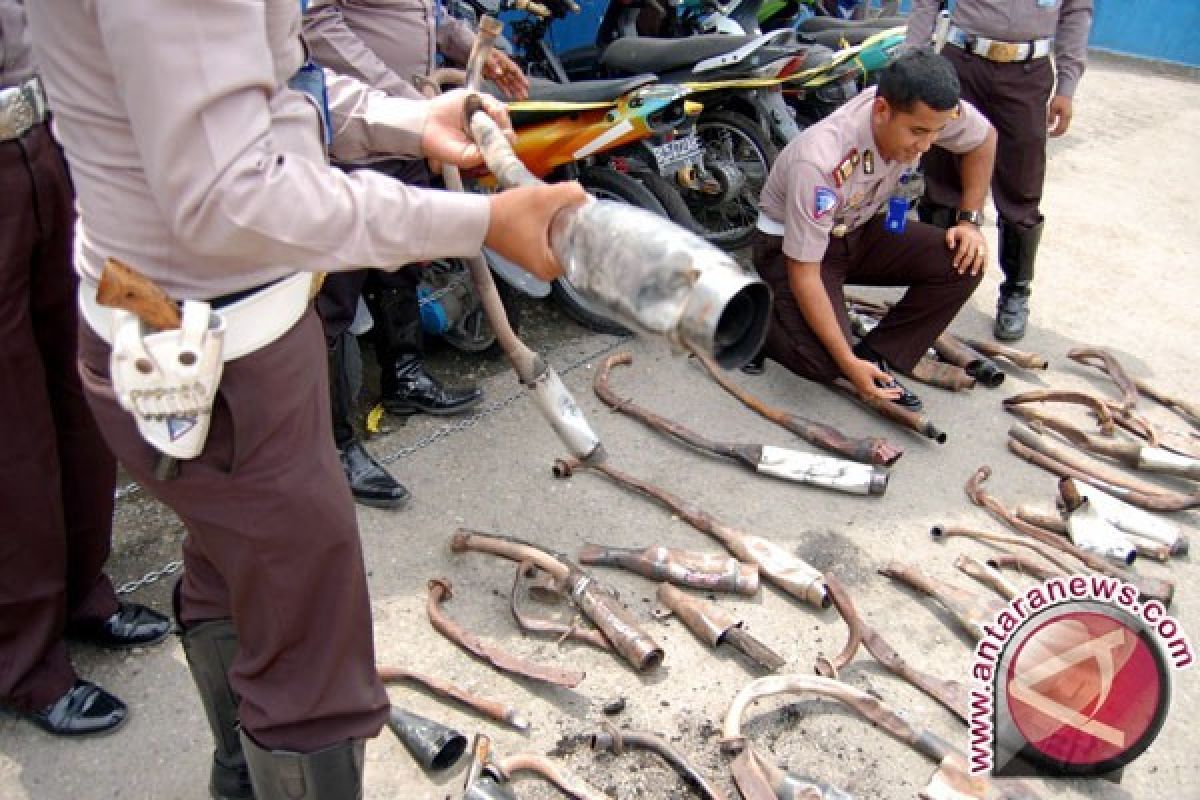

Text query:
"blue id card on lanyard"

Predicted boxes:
[[884, 196, 908, 234]]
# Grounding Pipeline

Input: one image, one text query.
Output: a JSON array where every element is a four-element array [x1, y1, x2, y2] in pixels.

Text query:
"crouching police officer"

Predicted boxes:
[[751, 49, 996, 410], [27, 0, 585, 796]]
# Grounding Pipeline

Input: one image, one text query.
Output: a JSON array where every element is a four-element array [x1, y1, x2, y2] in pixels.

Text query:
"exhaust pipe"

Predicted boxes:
[[1070, 481, 1188, 556], [386, 706, 468, 771], [1059, 479, 1138, 566]]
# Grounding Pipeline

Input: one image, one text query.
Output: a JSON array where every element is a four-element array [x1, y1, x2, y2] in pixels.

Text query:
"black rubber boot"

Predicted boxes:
[[328, 333, 410, 510], [175, 583, 255, 800], [916, 200, 956, 230], [241, 732, 365, 800], [994, 218, 1043, 342], [365, 286, 483, 416]]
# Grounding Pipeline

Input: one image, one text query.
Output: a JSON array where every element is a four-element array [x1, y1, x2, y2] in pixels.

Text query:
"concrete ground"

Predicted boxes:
[[2, 53, 1198, 799]]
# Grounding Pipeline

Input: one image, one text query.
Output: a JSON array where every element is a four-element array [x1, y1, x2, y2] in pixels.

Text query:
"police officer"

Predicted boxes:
[[302, 0, 531, 511], [753, 48, 996, 409], [26, 0, 584, 796], [907, 0, 1094, 341], [0, 0, 170, 738]]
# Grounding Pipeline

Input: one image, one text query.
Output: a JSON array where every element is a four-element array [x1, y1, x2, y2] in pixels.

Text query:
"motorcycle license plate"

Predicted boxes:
[[650, 134, 704, 175]]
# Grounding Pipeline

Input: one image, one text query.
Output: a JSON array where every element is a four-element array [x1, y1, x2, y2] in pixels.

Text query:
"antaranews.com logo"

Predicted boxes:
[[968, 574, 1193, 778]]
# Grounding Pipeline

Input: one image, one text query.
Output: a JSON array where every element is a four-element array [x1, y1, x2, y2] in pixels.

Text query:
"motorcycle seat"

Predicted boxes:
[[600, 34, 762, 76], [800, 27, 893, 48], [522, 74, 658, 104], [798, 16, 907, 33]]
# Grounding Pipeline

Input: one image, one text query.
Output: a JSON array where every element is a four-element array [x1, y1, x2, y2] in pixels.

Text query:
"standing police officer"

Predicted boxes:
[[907, 0, 1094, 341], [1, 0, 170, 739], [301, 0, 531, 512], [754, 49, 995, 409], [26, 0, 583, 795]]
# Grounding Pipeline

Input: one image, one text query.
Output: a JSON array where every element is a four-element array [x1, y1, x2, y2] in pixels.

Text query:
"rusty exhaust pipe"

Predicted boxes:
[[930, 524, 1075, 575], [960, 338, 1048, 370], [656, 583, 787, 671], [1058, 479, 1138, 566], [554, 458, 829, 609], [908, 356, 977, 391], [817, 574, 968, 723], [692, 349, 903, 466], [964, 467, 1175, 606], [426, 578, 586, 688], [933, 333, 1006, 388], [831, 378, 947, 443], [510, 562, 614, 652], [377, 666, 531, 733], [879, 561, 1006, 641], [450, 530, 665, 671], [596, 353, 888, 494], [578, 543, 760, 596], [489, 753, 610, 800]]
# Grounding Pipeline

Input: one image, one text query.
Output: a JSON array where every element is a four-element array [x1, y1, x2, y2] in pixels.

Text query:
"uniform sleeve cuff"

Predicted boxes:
[[1055, 74, 1080, 98], [418, 191, 491, 259]]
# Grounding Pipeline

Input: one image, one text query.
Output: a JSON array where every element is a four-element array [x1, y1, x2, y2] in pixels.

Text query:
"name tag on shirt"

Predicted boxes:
[[884, 196, 907, 234], [1036, 0, 1058, 7]]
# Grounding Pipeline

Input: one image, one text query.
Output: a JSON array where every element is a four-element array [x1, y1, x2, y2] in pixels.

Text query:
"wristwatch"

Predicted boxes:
[[957, 209, 984, 226]]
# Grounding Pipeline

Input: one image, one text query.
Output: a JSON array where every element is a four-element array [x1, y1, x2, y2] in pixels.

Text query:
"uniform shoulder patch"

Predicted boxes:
[[813, 186, 838, 220], [830, 147, 860, 187]]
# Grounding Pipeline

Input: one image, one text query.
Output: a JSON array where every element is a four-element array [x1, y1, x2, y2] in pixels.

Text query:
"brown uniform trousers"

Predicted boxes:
[[0, 123, 120, 713], [922, 47, 1054, 230], [77, 310, 390, 751], [756, 216, 984, 381]]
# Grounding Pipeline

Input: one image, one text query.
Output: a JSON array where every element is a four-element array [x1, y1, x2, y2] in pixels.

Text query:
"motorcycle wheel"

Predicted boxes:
[[630, 168, 705, 237], [549, 166, 670, 335], [433, 258, 522, 358], [687, 110, 778, 251]]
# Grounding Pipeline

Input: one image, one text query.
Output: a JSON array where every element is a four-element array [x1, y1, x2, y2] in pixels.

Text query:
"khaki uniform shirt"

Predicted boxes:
[[906, 0, 1094, 97], [304, 0, 477, 101], [26, 0, 489, 300], [758, 87, 992, 264], [0, 0, 34, 87]]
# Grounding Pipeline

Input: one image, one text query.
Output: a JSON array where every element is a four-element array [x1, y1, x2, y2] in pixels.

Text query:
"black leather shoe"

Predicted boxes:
[[381, 358, 484, 417], [854, 343, 923, 412], [340, 440, 411, 510], [26, 680, 127, 736], [740, 350, 766, 375], [67, 602, 171, 649]]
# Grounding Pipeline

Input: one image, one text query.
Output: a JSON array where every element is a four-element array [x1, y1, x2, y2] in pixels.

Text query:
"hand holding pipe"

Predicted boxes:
[[429, 35, 603, 463], [691, 349, 904, 466], [829, 378, 947, 443], [464, 20, 770, 370]]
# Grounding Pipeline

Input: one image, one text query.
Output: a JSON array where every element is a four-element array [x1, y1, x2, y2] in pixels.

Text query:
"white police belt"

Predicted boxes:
[[947, 26, 1053, 63], [79, 272, 311, 460], [0, 76, 48, 142], [755, 214, 785, 236]]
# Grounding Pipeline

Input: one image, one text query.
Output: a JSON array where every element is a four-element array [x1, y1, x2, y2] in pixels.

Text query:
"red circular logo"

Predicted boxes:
[[998, 604, 1170, 776]]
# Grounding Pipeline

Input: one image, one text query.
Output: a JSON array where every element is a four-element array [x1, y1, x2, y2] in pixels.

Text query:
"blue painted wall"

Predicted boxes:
[[509, 0, 1200, 67], [1090, 0, 1200, 67]]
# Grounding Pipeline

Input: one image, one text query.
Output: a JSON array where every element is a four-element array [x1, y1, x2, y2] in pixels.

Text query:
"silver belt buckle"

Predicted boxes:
[[0, 77, 44, 141]]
